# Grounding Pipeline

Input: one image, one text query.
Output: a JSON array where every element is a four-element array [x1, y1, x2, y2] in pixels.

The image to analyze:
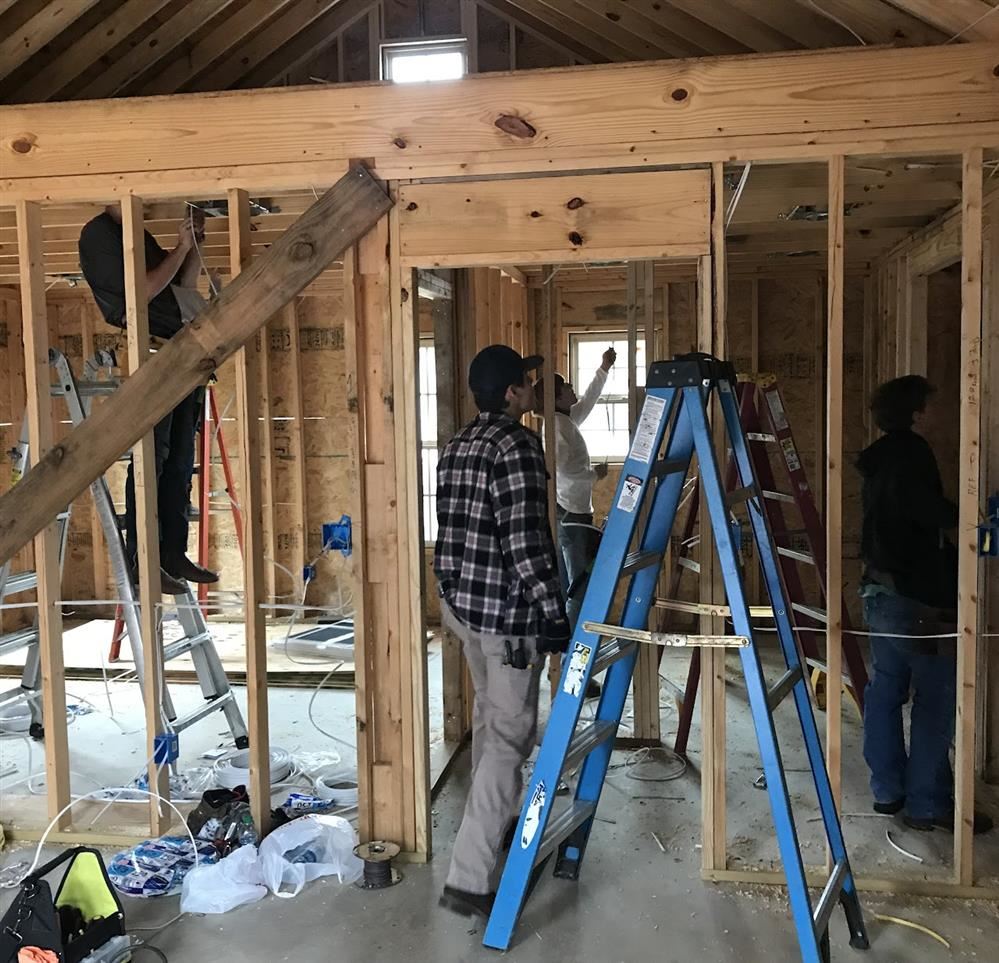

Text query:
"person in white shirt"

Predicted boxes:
[[534, 347, 617, 635]]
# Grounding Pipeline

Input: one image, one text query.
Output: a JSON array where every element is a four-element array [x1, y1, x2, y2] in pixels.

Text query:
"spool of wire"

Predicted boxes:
[[214, 748, 293, 790], [353, 840, 401, 889]]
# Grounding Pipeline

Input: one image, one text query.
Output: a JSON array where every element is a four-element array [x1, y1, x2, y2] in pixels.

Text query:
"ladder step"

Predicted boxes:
[[170, 691, 237, 733], [620, 551, 661, 578], [746, 432, 777, 443], [162, 631, 211, 663], [767, 664, 804, 711], [652, 457, 689, 479], [1, 570, 38, 597], [563, 720, 617, 774], [777, 546, 815, 565], [583, 621, 749, 649], [592, 637, 637, 675], [677, 556, 700, 574], [536, 800, 598, 866], [763, 490, 796, 504], [0, 627, 39, 658], [813, 859, 849, 939], [726, 485, 756, 508]]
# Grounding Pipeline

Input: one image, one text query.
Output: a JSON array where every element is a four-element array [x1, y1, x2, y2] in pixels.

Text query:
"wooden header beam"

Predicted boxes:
[[0, 167, 392, 564], [2, 44, 999, 199]]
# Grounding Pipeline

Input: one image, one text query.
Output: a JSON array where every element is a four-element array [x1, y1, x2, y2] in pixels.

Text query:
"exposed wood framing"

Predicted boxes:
[[956, 148, 984, 885], [121, 196, 170, 835], [0, 169, 392, 565], [0, 0, 102, 83], [541, 271, 561, 695], [79, 307, 108, 601], [285, 302, 309, 591], [343, 195, 429, 855], [398, 170, 710, 266], [257, 314, 278, 606], [229, 187, 271, 838], [15, 199, 69, 826], [825, 156, 845, 809], [4, 45, 999, 198]]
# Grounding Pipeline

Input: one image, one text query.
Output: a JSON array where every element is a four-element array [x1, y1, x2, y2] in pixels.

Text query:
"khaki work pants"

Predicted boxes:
[[442, 602, 543, 895]]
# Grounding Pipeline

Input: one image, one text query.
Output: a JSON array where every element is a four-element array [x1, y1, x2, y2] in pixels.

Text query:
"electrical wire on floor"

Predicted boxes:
[[608, 746, 687, 782]]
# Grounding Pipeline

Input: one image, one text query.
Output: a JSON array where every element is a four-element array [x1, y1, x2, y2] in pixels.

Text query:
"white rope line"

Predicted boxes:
[[806, 0, 866, 45], [945, 4, 999, 43]]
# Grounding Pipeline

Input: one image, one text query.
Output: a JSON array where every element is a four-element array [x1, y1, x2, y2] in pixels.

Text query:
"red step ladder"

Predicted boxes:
[[663, 375, 869, 756], [109, 383, 243, 661]]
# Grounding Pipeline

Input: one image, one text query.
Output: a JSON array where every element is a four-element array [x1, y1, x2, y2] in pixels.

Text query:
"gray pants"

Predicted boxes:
[[557, 508, 600, 629], [442, 602, 543, 895]]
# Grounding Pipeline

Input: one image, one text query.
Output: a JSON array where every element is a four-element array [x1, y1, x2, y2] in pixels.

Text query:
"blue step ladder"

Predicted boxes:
[[484, 354, 869, 962]]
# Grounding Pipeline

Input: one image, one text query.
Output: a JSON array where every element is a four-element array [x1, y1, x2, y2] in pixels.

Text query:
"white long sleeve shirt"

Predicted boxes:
[[549, 367, 608, 514]]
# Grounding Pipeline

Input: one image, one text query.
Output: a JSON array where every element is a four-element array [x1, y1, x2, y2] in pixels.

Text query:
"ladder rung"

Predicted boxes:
[[536, 800, 598, 866], [1, 570, 38, 597], [813, 859, 849, 939], [763, 490, 796, 504], [0, 627, 39, 658], [677, 556, 700, 574], [726, 485, 756, 508], [170, 692, 236, 733], [162, 631, 211, 663], [563, 720, 617, 774], [655, 598, 773, 619], [791, 602, 827, 624], [767, 665, 804, 711], [746, 432, 777, 443], [777, 546, 815, 565], [582, 621, 749, 649], [592, 637, 637, 675], [620, 551, 661, 578], [652, 458, 688, 479]]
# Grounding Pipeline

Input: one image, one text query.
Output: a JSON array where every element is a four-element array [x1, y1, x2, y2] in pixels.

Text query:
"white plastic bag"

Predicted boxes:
[[257, 814, 362, 898], [180, 845, 268, 915]]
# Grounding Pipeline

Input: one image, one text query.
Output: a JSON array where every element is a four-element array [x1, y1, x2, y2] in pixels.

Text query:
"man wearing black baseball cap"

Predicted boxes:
[[434, 344, 570, 920]]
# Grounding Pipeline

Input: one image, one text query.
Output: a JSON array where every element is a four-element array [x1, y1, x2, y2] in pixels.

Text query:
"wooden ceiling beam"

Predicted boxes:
[[503, 0, 638, 60], [620, 0, 752, 55], [533, 0, 686, 59], [14, 0, 173, 103], [722, 0, 857, 47], [239, 0, 378, 89], [140, 0, 302, 95], [569, 0, 709, 57], [788, 0, 948, 46], [882, 0, 999, 42], [0, 0, 103, 82], [655, 0, 800, 52], [73, 0, 239, 100], [480, 0, 603, 63], [191, 0, 344, 92]]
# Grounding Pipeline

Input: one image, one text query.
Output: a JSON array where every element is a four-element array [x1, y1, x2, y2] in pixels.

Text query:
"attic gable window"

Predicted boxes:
[[382, 39, 467, 83]]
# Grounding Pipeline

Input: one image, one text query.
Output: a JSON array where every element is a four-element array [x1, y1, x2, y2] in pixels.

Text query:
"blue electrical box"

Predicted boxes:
[[980, 495, 999, 557], [323, 515, 352, 557], [153, 732, 179, 765]]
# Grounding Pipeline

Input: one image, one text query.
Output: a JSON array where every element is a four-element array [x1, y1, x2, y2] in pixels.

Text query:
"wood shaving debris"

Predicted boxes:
[[651, 831, 666, 853]]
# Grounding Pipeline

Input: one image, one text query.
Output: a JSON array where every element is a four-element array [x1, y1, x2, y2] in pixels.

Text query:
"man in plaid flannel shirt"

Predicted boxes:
[[435, 344, 570, 920]]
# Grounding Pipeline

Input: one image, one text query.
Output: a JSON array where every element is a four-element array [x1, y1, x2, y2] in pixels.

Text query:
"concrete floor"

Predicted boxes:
[[2, 643, 998, 961]]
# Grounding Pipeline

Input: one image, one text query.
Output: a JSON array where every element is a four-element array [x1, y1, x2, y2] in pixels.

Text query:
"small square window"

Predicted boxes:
[[382, 40, 467, 84]]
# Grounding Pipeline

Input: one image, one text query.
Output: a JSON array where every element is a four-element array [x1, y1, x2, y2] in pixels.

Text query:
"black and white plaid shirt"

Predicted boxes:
[[434, 412, 564, 636]]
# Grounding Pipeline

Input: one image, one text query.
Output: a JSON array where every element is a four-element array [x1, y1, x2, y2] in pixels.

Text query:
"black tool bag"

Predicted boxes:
[[0, 847, 125, 963]]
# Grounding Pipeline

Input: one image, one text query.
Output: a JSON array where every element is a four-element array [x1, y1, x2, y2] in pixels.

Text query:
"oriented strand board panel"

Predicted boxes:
[[398, 170, 710, 266]]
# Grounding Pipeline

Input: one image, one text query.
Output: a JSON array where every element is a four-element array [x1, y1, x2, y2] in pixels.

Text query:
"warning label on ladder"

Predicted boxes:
[[629, 395, 667, 463], [616, 475, 643, 513]]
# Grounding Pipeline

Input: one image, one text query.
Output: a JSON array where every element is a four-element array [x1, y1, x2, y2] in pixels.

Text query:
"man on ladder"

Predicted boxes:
[[434, 344, 570, 920], [78, 202, 219, 592], [534, 346, 617, 699]]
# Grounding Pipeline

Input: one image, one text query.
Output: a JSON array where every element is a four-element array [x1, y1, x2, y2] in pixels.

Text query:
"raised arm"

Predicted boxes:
[[570, 346, 615, 425]]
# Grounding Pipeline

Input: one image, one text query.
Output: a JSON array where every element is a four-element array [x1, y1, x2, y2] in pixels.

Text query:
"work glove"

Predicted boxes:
[[539, 615, 572, 654]]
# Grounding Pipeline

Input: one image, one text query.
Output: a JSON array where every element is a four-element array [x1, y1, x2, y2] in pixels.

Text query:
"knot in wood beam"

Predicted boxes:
[[495, 115, 536, 139]]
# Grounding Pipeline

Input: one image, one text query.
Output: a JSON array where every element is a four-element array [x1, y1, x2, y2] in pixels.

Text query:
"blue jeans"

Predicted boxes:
[[862, 593, 956, 820], [556, 509, 600, 630]]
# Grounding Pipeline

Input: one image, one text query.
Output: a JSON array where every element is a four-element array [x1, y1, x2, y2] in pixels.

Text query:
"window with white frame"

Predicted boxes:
[[418, 341, 439, 542], [382, 39, 467, 84], [568, 333, 646, 460]]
